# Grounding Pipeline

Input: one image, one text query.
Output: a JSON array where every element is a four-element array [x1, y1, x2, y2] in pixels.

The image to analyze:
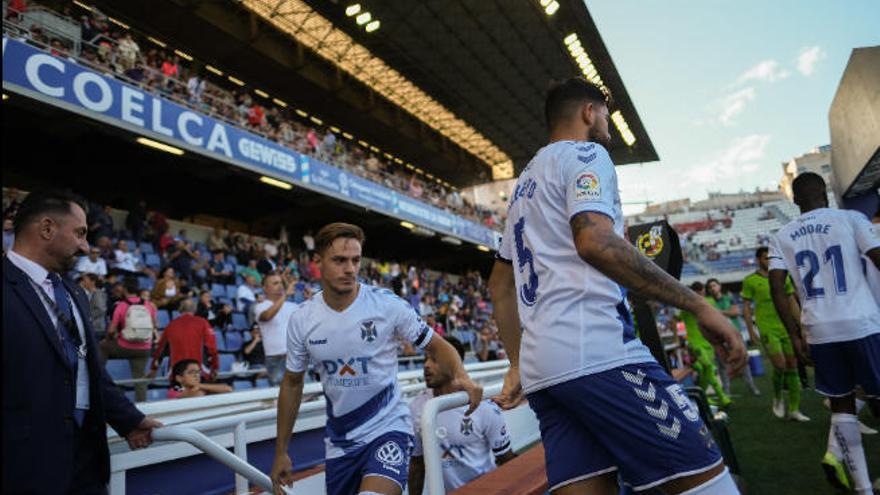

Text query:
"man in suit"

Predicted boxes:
[[2, 190, 162, 494]]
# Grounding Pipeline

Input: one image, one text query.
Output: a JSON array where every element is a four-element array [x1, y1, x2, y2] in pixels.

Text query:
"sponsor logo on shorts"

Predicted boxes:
[[375, 440, 405, 473]]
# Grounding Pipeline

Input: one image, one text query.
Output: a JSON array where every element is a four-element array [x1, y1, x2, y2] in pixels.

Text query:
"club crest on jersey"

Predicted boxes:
[[575, 172, 600, 201], [360, 320, 378, 342], [460, 417, 474, 436], [637, 225, 665, 258]]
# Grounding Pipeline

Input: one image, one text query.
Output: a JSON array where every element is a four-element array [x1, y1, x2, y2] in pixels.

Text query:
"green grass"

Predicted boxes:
[[723, 358, 879, 494]]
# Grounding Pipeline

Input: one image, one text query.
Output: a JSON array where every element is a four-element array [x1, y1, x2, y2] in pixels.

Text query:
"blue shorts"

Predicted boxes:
[[324, 431, 413, 495], [527, 362, 723, 492], [810, 333, 880, 398]]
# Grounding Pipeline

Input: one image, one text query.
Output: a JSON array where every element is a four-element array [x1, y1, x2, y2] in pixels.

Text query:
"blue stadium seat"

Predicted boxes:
[[171, 310, 181, 320], [242, 330, 252, 343], [255, 378, 270, 388], [224, 331, 242, 351], [138, 277, 155, 291], [145, 253, 161, 269], [139, 242, 154, 254], [234, 380, 254, 390], [156, 310, 170, 329], [106, 359, 132, 381], [211, 283, 226, 298], [219, 354, 236, 372], [232, 312, 248, 330], [224, 263, 236, 274], [227, 255, 238, 266], [217, 296, 231, 306], [226, 285, 238, 300], [147, 388, 169, 402]]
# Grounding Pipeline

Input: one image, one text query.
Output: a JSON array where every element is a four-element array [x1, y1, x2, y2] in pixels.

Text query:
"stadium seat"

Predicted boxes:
[[234, 380, 253, 390], [225, 285, 237, 300], [171, 310, 181, 320], [138, 277, 155, 291], [139, 242, 154, 254], [144, 253, 161, 269], [147, 388, 169, 402], [219, 354, 236, 372], [242, 330, 252, 343], [106, 359, 132, 381], [255, 378, 270, 388], [224, 331, 242, 351], [226, 255, 238, 265], [217, 296, 231, 306], [156, 310, 170, 329], [231, 312, 248, 330], [211, 283, 226, 298]]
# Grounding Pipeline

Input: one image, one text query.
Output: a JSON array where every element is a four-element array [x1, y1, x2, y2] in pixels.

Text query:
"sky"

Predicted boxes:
[[585, 0, 880, 215]]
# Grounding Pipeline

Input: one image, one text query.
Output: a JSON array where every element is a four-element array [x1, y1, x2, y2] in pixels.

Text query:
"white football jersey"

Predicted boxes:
[[498, 141, 653, 394], [769, 208, 880, 344], [409, 390, 511, 492], [286, 284, 433, 458]]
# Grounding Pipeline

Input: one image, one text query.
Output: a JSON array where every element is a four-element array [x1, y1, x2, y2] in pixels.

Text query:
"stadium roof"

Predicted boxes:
[[86, 0, 658, 183]]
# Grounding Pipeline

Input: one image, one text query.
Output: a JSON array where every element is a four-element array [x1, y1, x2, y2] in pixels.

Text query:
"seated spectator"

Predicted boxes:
[[151, 266, 188, 310], [149, 299, 220, 380], [207, 227, 228, 253], [87, 204, 114, 244], [167, 237, 196, 284], [207, 250, 234, 285], [99, 277, 158, 402], [475, 326, 500, 362], [112, 240, 145, 275], [195, 290, 233, 328], [238, 258, 261, 284], [256, 245, 277, 276], [236, 274, 259, 314], [78, 272, 107, 336], [75, 246, 108, 279], [167, 359, 232, 399], [117, 32, 140, 71], [241, 325, 265, 369]]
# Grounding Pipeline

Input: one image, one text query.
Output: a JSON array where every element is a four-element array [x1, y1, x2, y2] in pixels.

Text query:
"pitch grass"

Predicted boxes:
[[724, 357, 879, 494]]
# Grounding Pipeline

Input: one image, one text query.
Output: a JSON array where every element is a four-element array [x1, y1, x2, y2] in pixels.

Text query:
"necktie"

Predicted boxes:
[[48, 273, 86, 426]]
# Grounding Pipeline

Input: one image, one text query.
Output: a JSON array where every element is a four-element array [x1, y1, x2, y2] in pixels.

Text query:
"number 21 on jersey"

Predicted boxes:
[[795, 244, 847, 299]]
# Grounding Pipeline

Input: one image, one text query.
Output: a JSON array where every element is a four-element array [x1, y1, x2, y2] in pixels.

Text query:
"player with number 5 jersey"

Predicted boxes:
[[767, 172, 880, 493], [488, 77, 746, 495]]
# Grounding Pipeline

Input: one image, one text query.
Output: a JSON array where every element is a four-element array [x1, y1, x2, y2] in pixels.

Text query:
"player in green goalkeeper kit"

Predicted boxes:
[[678, 281, 732, 408]]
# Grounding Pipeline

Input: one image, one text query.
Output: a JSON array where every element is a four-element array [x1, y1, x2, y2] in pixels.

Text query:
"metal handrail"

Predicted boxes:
[[152, 426, 273, 493], [421, 382, 504, 495]]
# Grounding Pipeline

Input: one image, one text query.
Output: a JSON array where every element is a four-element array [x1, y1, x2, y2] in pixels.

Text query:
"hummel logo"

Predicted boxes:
[[308, 338, 327, 345]]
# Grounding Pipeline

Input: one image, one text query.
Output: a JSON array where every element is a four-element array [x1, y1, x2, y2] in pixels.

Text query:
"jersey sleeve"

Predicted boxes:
[[740, 276, 755, 300], [496, 214, 514, 263], [482, 401, 512, 457], [768, 234, 787, 272], [285, 313, 309, 373], [848, 211, 880, 255], [393, 296, 433, 350], [562, 143, 617, 221]]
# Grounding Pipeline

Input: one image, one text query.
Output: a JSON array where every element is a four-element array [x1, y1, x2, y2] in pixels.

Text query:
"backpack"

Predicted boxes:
[[121, 298, 154, 343]]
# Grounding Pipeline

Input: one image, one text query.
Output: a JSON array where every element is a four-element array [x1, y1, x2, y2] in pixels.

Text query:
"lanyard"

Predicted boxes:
[[29, 278, 87, 359]]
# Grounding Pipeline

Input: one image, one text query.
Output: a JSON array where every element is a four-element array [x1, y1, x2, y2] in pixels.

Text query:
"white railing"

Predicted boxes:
[[109, 360, 511, 494], [420, 381, 541, 495]]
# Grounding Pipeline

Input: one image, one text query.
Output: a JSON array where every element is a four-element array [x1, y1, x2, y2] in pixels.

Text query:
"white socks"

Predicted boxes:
[[831, 413, 872, 492], [679, 467, 740, 495]]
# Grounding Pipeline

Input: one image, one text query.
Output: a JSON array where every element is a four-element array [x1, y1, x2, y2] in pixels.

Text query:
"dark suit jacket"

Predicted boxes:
[[2, 257, 145, 494]]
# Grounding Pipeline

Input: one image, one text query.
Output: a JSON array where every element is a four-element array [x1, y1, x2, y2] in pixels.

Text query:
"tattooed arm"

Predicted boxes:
[[570, 211, 746, 372]]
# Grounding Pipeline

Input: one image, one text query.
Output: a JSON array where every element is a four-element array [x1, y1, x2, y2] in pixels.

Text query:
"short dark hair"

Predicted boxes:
[[706, 278, 721, 288], [444, 336, 466, 361], [170, 359, 200, 386], [689, 281, 704, 292], [792, 172, 826, 206], [123, 276, 139, 295], [13, 189, 86, 235], [755, 246, 769, 258], [314, 222, 365, 255], [544, 77, 610, 130]]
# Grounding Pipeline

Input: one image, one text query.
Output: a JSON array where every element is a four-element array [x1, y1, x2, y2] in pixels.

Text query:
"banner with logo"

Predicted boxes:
[[627, 220, 683, 279], [2, 36, 499, 249]]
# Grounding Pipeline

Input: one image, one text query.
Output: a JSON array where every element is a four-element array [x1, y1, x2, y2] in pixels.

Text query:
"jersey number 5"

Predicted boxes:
[[514, 217, 539, 306], [795, 245, 847, 299]]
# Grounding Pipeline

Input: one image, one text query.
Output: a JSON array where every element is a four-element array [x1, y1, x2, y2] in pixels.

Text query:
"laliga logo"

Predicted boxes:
[[637, 225, 664, 258]]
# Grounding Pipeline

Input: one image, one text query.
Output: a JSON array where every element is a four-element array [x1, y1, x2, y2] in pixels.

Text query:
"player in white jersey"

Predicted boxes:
[[767, 173, 880, 493], [270, 223, 482, 495], [488, 77, 746, 495], [408, 336, 515, 494]]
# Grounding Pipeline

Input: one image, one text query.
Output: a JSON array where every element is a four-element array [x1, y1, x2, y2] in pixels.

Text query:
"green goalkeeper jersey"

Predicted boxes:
[[741, 272, 794, 332]]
